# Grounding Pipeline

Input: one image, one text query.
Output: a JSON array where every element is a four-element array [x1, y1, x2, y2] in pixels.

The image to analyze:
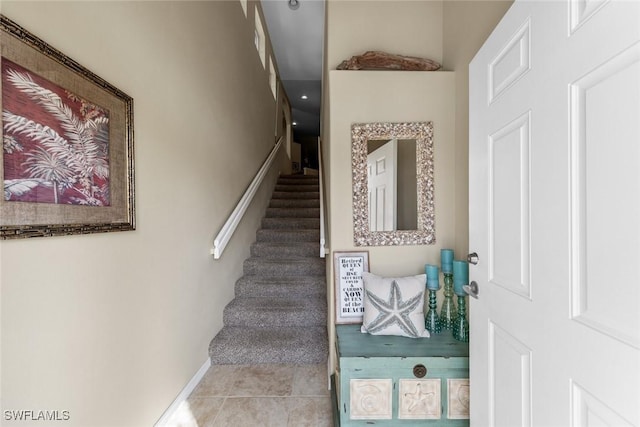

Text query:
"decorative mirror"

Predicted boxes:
[[351, 122, 435, 246]]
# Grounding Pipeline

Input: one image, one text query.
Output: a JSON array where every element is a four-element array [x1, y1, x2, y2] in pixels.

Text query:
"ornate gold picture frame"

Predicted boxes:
[[1, 15, 134, 239]]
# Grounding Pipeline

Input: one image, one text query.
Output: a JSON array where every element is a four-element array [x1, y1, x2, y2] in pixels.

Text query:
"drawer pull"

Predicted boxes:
[[413, 364, 427, 378]]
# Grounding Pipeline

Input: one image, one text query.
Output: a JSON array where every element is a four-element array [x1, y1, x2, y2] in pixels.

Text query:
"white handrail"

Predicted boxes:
[[318, 137, 327, 258], [212, 137, 284, 259]]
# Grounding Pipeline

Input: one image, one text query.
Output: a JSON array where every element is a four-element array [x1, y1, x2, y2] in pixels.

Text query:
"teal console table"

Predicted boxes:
[[333, 324, 469, 426]]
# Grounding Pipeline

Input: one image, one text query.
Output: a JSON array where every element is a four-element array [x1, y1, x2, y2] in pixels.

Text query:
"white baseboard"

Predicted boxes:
[[154, 358, 211, 426]]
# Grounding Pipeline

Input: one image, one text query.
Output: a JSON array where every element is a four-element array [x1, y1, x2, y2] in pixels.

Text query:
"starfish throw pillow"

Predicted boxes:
[[361, 272, 430, 338]]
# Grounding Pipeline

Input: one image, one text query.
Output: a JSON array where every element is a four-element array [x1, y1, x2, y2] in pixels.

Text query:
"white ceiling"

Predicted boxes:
[[261, 0, 325, 137]]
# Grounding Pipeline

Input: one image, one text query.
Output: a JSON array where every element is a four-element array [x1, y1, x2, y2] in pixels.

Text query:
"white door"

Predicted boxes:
[[469, 1, 639, 426], [367, 139, 398, 231]]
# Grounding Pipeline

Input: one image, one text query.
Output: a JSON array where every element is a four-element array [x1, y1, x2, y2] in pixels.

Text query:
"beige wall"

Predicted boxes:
[[323, 1, 449, 370], [442, 0, 512, 257], [326, 70, 455, 366], [323, 0, 450, 270], [328, 70, 456, 273], [322, 0, 513, 370], [0, 1, 285, 426], [326, 0, 444, 69]]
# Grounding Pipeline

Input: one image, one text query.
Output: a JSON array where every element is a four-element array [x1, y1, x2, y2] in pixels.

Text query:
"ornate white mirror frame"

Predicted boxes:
[[351, 122, 436, 246]]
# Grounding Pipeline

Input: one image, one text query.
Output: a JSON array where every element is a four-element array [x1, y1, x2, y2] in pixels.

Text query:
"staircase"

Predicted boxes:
[[208, 174, 328, 364]]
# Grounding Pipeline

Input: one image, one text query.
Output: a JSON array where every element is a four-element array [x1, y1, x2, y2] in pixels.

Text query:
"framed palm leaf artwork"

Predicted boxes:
[[1, 15, 134, 239]]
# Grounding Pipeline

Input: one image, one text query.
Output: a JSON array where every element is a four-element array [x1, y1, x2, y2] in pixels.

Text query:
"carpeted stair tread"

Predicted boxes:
[[261, 217, 320, 229], [209, 326, 328, 365], [223, 297, 327, 327], [265, 207, 320, 218], [243, 257, 325, 276], [256, 229, 320, 243], [209, 174, 327, 366], [235, 275, 326, 297], [269, 199, 320, 208], [250, 241, 319, 258]]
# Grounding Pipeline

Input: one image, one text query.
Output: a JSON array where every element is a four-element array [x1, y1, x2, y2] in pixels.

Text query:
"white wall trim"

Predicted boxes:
[[154, 358, 211, 426]]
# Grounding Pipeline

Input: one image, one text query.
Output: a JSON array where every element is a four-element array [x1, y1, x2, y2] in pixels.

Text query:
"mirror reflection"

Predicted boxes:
[[351, 122, 435, 246], [367, 139, 417, 231]]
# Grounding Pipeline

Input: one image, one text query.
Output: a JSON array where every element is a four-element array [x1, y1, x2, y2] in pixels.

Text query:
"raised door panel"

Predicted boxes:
[[470, 1, 640, 426]]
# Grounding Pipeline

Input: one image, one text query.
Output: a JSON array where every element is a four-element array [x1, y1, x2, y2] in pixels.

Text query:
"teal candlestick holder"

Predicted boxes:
[[453, 295, 469, 342], [439, 272, 457, 330], [425, 288, 441, 334]]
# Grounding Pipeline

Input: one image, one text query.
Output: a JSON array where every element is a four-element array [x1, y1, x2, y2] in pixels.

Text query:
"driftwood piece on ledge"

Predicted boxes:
[[337, 51, 441, 71]]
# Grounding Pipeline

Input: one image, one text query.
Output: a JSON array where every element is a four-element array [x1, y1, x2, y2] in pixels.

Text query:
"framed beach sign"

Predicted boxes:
[[1, 15, 135, 239], [333, 251, 369, 324]]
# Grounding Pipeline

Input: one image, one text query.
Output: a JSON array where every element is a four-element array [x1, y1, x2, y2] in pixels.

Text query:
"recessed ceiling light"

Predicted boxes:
[[292, 122, 297, 126], [301, 95, 308, 100]]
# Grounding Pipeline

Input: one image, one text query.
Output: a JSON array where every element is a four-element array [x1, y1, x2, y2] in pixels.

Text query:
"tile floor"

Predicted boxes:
[[165, 364, 333, 427]]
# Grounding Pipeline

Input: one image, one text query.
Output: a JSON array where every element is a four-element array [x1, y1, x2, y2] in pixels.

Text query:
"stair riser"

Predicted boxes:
[[250, 243, 319, 258], [243, 259, 326, 276], [269, 199, 320, 208], [235, 282, 325, 298], [278, 178, 319, 185], [208, 326, 328, 365], [211, 350, 327, 365], [223, 306, 326, 328], [265, 208, 320, 218], [261, 218, 320, 230], [272, 191, 319, 200], [274, 185, 320, 192], [256, 229, 320, 242], [235, 275, 326, 296]]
